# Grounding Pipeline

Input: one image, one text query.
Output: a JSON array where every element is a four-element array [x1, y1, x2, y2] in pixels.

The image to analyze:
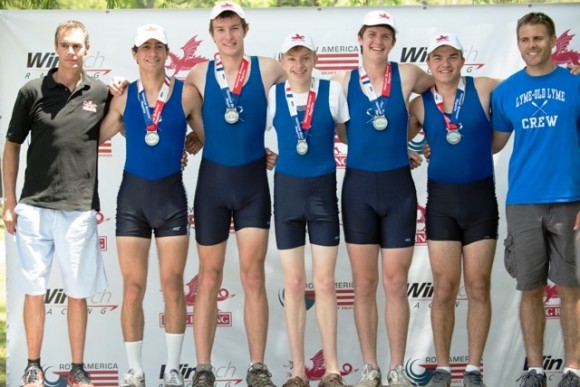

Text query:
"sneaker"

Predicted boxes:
[[426, 369, 452, 387], [20, 364, 45, 387], [354, 364, 382, 387], [319, 373, 346, 387], [67, 367, 94, 387], [120, 369, 146, 387], [191, 367, 216, 387], [164, 369, 185, 387], [558, 371, 580, 387], [387, 365, 414, 386], [283, 376, 310, 387], [247, 363, 276, 387], [517, 370, 547, 387], [463, 371, 486, 387]]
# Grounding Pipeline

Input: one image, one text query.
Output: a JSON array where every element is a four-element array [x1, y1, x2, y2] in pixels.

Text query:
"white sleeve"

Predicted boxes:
[[266, 84, 277, 131], [329, 80, 350, 124]]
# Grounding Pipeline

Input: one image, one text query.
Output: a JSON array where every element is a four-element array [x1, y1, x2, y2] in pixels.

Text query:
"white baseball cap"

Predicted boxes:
[[427, 32, 463, 55], [134, 24, 168, 47], [210, 1, 246, 20], [362, 10, 397, 32], [280, 32, 316, 54]]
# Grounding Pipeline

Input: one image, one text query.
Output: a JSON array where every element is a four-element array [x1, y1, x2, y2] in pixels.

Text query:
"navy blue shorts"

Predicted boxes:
[[341, 166, 417, 248], [426, 176, 498, 245], [116, 171, 189, 238], [274, 172, 340, 250], [194, 157, 271, 246]]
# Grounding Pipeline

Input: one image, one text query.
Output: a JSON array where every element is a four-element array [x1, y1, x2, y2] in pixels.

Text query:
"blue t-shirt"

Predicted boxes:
[[202, 56, 267, 166], [345, 63, 409, 172], [123, 79, 186, 180], [492, 66, 580, 204], [273, 79, 335, 178], [423, 76, 494, 184]]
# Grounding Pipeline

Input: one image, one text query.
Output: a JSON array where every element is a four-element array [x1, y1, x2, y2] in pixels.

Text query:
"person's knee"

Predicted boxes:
[[285, 276, 307, 296], [465, 279, 490, 304], [433, 280, 460, 304]]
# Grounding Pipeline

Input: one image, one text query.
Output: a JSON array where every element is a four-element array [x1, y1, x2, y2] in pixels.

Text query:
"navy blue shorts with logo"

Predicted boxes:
[[274, 171, 340, 250], [194, 157, 271, 246], [116, 171, 189, 238], [341, 166, 417, 248], [426, 176, 498, 245]]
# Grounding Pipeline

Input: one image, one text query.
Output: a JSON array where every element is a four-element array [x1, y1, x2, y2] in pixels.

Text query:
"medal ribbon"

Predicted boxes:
[[431, 77, 465, 132], [358, 63, 392, 117], [138, 76, 171, 133], [284, 78, 319, 142], [214, 53, 249, 110]]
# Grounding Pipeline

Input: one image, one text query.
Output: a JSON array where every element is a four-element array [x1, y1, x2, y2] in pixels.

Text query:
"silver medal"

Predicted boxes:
[[296, 140, 308, 156], [446, 131, 461, 145], [224, 108, 239, 124], [145, 131, 160, 146], [373, 115, 388, 131]]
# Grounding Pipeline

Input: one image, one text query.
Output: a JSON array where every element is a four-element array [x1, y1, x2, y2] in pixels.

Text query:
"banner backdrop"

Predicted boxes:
[[1, 4, 579, 386]]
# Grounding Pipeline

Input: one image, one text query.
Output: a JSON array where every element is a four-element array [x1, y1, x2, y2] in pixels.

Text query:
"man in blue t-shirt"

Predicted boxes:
[[492, 12, 580, 387]]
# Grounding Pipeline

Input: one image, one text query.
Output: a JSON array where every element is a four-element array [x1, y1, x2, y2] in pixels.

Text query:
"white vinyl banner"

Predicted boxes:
[[1, 4, 579, 386]]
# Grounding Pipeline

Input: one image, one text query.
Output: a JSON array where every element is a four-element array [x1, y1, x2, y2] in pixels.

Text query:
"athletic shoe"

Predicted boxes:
[[247, 363, 276, 387], [517, 370, 547, 387], [387, 365, 415, 386], [20, 364, 45, 387], [282, 376, 310, 387], [558, 371, 580, 387], [164, 369, 185, 387], [319, 373, 346, 387], [191, 367, 216, 387], [354, 364, 382, 387], [67, 367, 94, 387], [426, 369, 452, 387], [119, 369, 146, 387], [463, 371, 486, 387]]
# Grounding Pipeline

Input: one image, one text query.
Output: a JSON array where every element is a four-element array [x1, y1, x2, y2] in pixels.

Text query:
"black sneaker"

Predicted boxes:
[[191, 366, 216, 387], [247, 363, 276, 387], [517, 370, 547, 387], [67, 367, 94, 387], [20, 364, 45, 387], [558, 371, 580, 387]]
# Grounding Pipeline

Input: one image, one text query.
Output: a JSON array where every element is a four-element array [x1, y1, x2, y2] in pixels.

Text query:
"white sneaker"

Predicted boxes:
[[387, 365, 415, 386], [354, 365, 382, 387], [164, 369, 185, 387], [119, 369, 145, 387]]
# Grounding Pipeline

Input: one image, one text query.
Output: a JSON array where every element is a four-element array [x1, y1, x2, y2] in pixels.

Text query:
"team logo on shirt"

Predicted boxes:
[[43, 364, 118, 387], [283, 350, 357, 381], [166, 36, 209, 78], [405, 358, 484, 386]]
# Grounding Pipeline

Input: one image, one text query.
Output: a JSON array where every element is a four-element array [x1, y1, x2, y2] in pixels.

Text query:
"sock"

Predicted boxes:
[[196, 364, 213, 372], [529, 367, 544, 375], [563, 368, 580, 377], [465, 364, 480, 373], [437, 366, 451, 373], [27, 359, 41, 369], [165, 333, 185, 373], [125, 341, 144, 374]]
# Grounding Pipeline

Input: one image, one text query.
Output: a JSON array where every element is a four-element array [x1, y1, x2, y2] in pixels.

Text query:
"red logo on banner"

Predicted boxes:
[[552, 29, 580, 66], [285, 350, 357, 381], [544, 283, 561, 319], [166, 36, 209, 77], [98, 140, 112, 157], [416, 204, 427, 246]]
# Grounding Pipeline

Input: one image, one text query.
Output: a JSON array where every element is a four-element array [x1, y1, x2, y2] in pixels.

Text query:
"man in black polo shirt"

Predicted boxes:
[[2, 20, 110, 387]]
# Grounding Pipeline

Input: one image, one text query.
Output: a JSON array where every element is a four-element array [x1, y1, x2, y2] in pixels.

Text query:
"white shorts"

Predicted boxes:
[[15, 203, 108, 298]]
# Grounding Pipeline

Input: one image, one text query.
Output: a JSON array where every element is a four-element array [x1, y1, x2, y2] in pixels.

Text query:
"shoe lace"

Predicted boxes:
[[23, 367, 42, 384], [561, 372, 580, 387], [165, 370, 184, 386], [517, 371, 543, 387], [249, 368, 274, 387], [361, 366, 380, 382], [464, 371, 483, 386], [193, 370, 215, 387], [71, 368, 91, 384]]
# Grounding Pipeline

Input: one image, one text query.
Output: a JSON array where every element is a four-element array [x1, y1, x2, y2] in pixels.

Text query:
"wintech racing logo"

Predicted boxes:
[[45, 288, 118, 316], [24, 51, 112, 80], [399, 44, 484, 73], [523, 355, 564, 382], [43, 363, 118, 386]]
